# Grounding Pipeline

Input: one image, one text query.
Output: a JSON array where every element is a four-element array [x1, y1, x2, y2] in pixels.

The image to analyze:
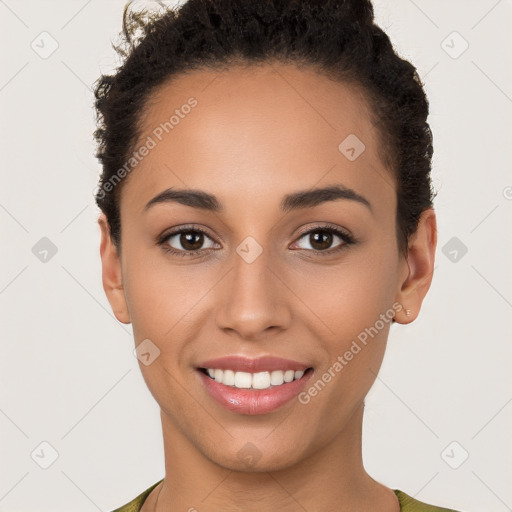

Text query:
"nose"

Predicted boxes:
[[215, 245, 292, 340]]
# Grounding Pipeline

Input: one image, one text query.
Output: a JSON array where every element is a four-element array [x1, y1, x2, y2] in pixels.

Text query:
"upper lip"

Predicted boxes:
[[197, 355, 311, 373]]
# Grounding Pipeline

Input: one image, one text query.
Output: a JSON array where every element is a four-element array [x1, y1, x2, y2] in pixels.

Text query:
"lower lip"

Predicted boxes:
[[197, 369, 313, 415]]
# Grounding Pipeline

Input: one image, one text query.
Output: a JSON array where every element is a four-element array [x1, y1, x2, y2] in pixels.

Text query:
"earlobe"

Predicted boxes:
[[394, 208, 437, 325], [98, 214, 131, 324]]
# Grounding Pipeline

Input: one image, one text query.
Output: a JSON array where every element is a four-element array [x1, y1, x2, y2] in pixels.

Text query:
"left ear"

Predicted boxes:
[[394, 208, 437, 324]]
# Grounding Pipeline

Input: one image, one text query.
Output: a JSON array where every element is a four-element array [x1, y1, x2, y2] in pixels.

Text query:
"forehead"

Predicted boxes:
[[122, 62, 395, 214]]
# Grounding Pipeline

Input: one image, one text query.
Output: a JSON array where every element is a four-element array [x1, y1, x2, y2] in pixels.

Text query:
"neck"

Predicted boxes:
[[151, 402, 399, 512]]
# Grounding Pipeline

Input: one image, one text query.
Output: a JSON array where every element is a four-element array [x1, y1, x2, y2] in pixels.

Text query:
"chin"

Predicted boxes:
[[202, 437, 309, 473]]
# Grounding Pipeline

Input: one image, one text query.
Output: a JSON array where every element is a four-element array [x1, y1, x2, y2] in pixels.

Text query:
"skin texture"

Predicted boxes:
[[98, 63, 437, 511]]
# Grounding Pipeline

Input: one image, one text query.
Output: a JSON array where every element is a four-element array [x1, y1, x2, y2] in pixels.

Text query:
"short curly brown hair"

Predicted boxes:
[[93, 0, 435, 254]]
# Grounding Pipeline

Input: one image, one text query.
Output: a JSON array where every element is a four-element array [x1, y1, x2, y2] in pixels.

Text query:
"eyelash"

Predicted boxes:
[[156, 223, 356, 258]]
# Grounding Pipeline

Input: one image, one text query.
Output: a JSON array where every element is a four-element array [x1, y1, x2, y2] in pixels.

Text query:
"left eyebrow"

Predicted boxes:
[[144, 184, 372, 213], [280, 184, 372, 213]]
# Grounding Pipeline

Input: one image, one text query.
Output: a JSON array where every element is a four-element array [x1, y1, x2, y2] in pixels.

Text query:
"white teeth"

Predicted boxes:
[[222, 369, 235, 386], [252, 371, 271, 389], [234, 371, 252, 388], [283, 370, 295, 382], [203, 368, 307, 390], [270, 370, 284, 386]]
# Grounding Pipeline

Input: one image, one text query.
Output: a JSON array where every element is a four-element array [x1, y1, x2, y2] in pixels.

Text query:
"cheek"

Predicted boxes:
[[297, 251, 399, 341], [121, 242, 208, 339], [295, 242, 399, 402]]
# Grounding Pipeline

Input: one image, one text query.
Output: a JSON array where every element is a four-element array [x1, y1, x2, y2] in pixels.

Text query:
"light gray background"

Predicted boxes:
[[1, 0, 511, 511]]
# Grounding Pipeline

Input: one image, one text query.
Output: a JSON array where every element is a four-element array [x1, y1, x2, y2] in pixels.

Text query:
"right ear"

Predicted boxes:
[[98, 213, 131, 324]]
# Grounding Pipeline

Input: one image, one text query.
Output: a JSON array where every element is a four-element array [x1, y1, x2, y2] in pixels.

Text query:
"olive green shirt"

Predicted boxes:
[[111, 479, 462, 511]]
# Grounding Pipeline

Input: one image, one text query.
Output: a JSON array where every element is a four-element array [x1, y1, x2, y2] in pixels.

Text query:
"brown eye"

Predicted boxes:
[[308, 231, 334, 251], [162, 229, 217, 254], [301, 229, 343, 251], [294, 228, 347, 252], [179, 231, 205, 251]]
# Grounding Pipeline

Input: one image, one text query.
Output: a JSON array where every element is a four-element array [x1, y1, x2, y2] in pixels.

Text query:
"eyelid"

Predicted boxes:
[[158, 224, 216, 241], [294, 222, 353, 240]]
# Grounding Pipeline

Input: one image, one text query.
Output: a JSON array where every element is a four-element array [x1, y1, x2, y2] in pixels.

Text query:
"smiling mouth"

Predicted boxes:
[[198, 367, 314, 390]]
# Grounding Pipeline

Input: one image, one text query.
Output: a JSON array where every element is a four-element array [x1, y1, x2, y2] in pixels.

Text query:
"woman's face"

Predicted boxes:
[[100, 63, 435, 471]]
